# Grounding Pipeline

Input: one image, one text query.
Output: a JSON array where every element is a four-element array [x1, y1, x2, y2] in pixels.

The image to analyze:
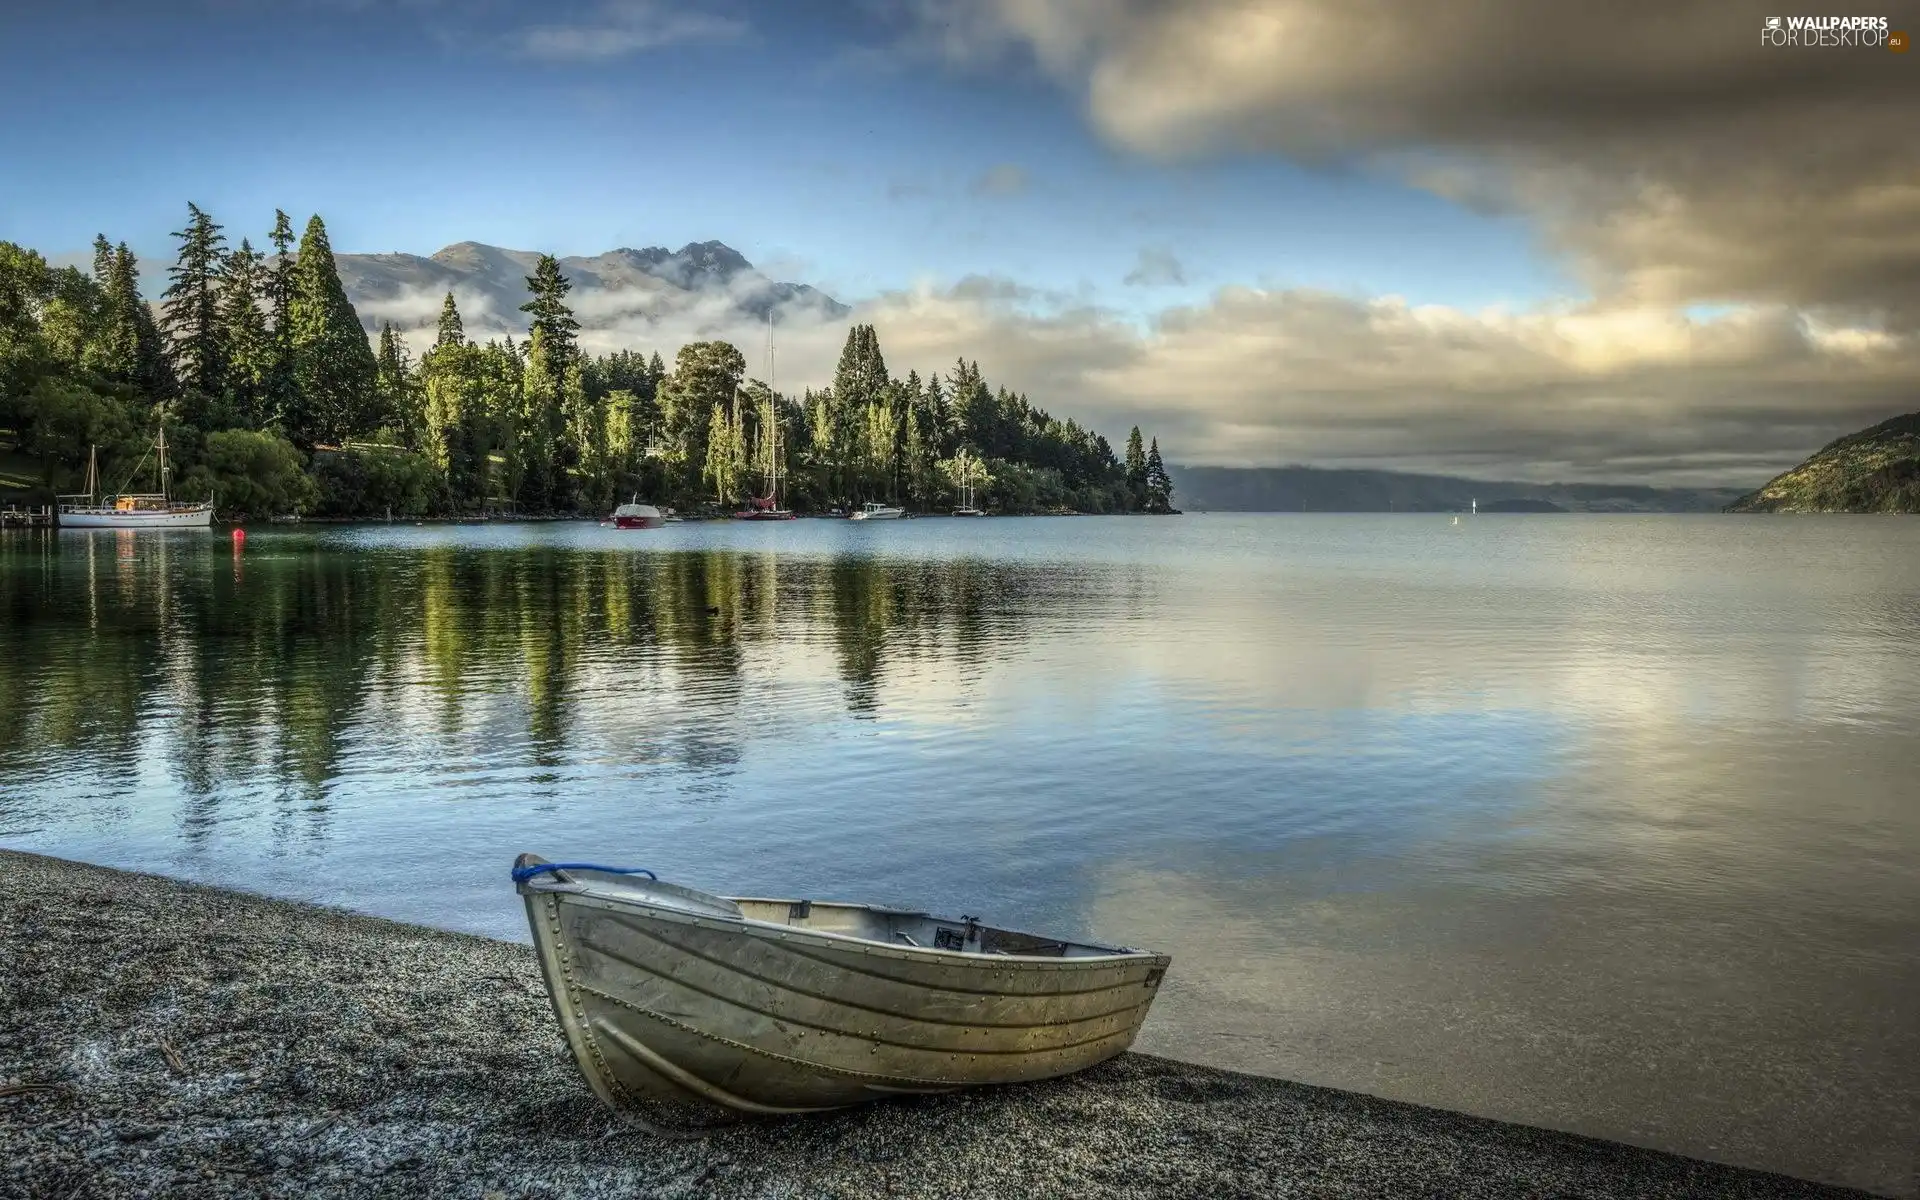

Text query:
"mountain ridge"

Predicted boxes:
[[1170, 464, 1745, 513], [1725, 410, 1920, 512], [333, 239, 848, 342]]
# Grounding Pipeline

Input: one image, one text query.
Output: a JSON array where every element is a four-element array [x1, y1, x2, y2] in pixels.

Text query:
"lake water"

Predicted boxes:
[[2, 515, 1916, 1196]]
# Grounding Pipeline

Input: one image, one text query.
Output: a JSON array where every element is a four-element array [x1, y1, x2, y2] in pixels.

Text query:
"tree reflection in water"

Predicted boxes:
[[0, 529, 1089, 851]]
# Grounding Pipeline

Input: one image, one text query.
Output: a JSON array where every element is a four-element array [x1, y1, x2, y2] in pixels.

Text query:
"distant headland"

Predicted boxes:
[[1726, 410, 1920, 513]]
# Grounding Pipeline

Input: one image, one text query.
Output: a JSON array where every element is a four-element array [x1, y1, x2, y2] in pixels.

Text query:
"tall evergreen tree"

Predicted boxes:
[[1124, 426, 1148, 510], [832, 324, 888, 410], [1145, 437, 1173, 513], [435, 291, 465, 347], [825, 326, 890, 501], [91, 235, 115, 291], [287, 214, 377, 447], [564, 362, 607, 512], [87, 235, 135, 383], [118, 244, 174, 402], [161, 202, 229, 424], [517, 326, 562, 509], [219, 239, 271, 428], [373, 321, 420, 442], [519, 255, 579, 368], [946, 358, 990, 452], [517, 257, 582, 509], [260, 209, 299, 429]]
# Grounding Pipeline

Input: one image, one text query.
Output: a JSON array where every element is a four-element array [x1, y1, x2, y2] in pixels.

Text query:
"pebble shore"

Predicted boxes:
[[0, 851, 1876, 1199]]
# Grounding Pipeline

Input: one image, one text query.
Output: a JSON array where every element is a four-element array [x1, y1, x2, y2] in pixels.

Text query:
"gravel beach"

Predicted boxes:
[[0, 851, 1878, 1200]]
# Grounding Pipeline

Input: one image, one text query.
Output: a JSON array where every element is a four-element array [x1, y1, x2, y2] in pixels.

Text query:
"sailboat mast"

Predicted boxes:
[[756, 312, 771, 499], [156, 426, 170, 501]]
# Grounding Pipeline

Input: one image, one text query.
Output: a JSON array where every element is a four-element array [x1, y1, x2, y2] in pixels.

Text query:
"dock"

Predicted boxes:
[[0, 505, 54, 529]]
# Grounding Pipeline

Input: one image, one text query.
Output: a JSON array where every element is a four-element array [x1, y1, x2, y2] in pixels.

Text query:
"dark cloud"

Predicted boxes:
[[924, 0, 1920, 321], [846, 280, 1915, 487]]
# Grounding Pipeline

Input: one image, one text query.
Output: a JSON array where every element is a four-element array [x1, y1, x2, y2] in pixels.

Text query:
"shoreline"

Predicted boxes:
[[0, 851, 1876, 1200]]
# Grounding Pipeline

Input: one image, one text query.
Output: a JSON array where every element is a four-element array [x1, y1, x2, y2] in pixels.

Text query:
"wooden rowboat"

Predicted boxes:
[[512, 854, 1171, 1128]]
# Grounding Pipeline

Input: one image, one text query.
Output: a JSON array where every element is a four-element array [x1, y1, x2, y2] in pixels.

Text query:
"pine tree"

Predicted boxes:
[[435, 291, 464, 348], [91, 235, 115, 292], [826, 326, 890, 501], [1124, 426, 1147, 510], [519, 255, 579, 368], [219, 239, 271, 428], [287, 214, 377, 447], [87, 235, 136, 383], [161, 202, 229, 424], [374, 321, 420, 442], [832, 324, 888, 410], [1145, 437, 1173, 513], [517, 256, 581, 509], [119, 244, 175, 403], [946, 358, 990, 453], [517, 326, 561, 509], [564, 362, 606, 512], [261, 209, 299, 430]]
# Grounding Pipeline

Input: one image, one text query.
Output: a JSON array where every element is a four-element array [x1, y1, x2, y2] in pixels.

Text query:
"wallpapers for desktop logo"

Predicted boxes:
[[1760, 15, 1904, 47]]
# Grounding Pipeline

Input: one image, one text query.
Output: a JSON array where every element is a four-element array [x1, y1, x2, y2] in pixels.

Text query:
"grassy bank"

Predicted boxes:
[[0, 851, 1872, 1199]]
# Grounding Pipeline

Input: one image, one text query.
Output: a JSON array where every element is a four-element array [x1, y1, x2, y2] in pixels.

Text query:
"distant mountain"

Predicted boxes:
[[333, 240, 849, 343], [1170, 465, 1745, 513], [1726, 411, 1920, 513]]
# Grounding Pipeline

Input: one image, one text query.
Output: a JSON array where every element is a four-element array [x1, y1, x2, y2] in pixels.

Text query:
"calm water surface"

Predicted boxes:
[[2, 515, 1916, 1195]]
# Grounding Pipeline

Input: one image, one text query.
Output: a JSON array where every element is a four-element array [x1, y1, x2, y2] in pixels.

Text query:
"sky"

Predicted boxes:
[[2, 0, 1915, 485]]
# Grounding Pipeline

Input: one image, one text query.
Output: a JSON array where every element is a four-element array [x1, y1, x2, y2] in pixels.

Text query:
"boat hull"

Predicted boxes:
[[517, 864, 1168, 1128], [734, 510, 796, 521], [59, 506, 213, 529], [613, 515, 665, 529]]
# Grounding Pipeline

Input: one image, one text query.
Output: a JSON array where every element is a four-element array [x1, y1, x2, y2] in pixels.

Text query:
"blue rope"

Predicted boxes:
[[511, 862, 658, 884]]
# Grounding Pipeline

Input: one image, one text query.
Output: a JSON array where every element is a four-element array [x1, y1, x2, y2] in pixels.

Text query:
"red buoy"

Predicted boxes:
[[232, 528, 246, 545]]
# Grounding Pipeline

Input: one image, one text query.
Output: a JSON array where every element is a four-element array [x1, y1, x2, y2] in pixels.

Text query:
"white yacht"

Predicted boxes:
[[849, 502, 905, 521], [58, 430, 214, 530]]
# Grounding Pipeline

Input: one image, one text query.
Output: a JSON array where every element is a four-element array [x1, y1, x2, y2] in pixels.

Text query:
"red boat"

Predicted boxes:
[[734, 496, 795, 521], [611, 500, 666, 529]]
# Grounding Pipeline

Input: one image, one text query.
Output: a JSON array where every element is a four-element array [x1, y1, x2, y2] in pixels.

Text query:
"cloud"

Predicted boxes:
[[968, 163, 1029, 197], [839, 282, 1916, 487], [1123, 247, 1186, 287], [379, 264, 1911, 487], [912, 1, 1920, 323], [515, 0, 746, 61]]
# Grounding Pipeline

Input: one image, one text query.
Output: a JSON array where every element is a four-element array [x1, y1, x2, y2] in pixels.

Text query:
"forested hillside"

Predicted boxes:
[[0, 205, 1176, 519]]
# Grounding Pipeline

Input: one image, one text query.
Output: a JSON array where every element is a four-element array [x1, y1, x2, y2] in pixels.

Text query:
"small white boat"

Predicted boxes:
[[58, 432, 212, 530], [850, 502, 905, 521], [512, 855, 1170, 1128]]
